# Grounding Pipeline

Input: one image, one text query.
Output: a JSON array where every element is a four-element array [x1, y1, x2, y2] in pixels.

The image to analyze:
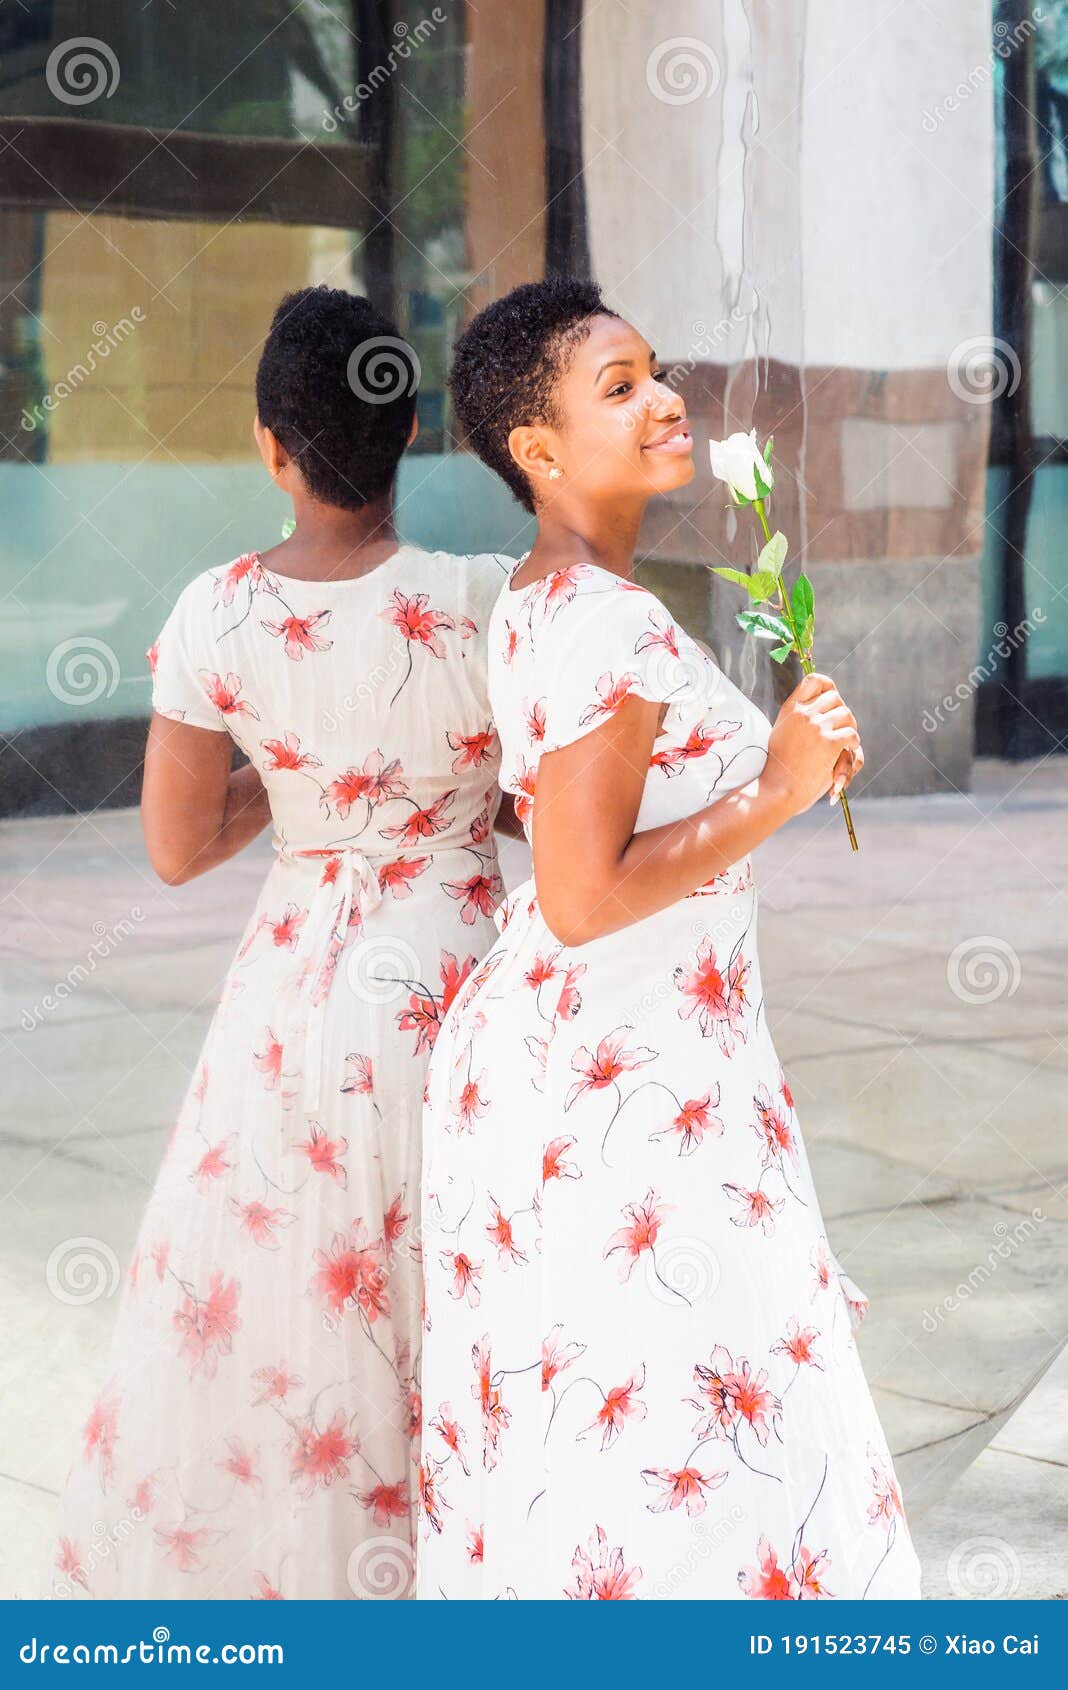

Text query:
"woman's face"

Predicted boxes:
[[539, 313, 695, 504]]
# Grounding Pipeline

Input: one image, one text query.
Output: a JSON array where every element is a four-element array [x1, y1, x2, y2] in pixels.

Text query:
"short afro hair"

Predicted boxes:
[[448, 275, 617, 512], [255, 286, 417, 511]]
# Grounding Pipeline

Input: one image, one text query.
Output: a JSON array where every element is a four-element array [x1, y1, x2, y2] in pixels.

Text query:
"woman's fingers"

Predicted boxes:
[[818, 703, 857, 731], [830, 742, 864, 800], [795, 670, 838, 701]]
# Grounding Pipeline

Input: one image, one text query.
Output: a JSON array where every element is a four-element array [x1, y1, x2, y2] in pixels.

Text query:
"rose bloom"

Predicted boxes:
[[708, 429, 773, 502]]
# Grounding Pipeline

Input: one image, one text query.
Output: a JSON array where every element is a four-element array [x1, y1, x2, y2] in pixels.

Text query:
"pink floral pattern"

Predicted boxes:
[[50, 546, 507, 1599], [417, 564, 920, 1600]]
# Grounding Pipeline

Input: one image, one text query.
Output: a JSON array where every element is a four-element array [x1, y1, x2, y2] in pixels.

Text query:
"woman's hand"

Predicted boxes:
[[141, 714, 272, 885], [764, 672, 863, 817]]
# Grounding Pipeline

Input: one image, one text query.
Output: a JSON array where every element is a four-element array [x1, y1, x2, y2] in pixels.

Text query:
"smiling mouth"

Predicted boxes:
[[643, 425, 693, 453]]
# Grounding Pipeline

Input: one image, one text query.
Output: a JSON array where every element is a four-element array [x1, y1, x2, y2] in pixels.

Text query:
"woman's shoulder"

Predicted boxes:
[[400, 547, 513, 631], [501, 565, 701, 754], [163, 555, 265, 623], [456, 548, 516, 595], [520, 563, 676, 648], [151, 560, 225, 639], [407, 546, 513, 594], [154, 555, 313, 669]]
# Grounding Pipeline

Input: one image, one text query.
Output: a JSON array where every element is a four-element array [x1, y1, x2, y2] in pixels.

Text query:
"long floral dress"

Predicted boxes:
[[49, 544, 507, 1600], [417, 562, 921, 1601]]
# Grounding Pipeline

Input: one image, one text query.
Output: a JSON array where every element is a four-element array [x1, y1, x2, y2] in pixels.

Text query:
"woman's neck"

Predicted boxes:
[[259, 495, 401, 582], [520, 494, 648, 584]]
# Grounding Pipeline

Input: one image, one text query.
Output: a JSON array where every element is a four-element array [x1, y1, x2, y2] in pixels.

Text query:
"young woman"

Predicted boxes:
[[417, 277, 921, 1601], [50, 286, 509, 1600]]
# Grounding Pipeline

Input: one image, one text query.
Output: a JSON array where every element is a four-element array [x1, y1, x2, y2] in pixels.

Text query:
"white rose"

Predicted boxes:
[[708, 429, 773, 502]]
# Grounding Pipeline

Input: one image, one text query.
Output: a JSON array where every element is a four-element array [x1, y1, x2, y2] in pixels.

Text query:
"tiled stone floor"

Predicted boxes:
[[2, 755, 1065, 1598]]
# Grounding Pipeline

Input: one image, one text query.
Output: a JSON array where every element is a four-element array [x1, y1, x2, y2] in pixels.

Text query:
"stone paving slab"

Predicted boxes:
[[914, 1345, 1068, 1599], [1, 757, 1065, 1597]]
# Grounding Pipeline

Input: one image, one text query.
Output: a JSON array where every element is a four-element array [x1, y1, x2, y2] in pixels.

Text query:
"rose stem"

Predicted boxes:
[[753, 497, 859, 852]]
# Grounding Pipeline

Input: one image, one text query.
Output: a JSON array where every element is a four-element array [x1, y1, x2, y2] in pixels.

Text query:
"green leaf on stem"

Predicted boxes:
[[747, 569, 779, 601], [737, 609, 794, 644], [711, 566, 778, 601], [791, 571, 814, 630], [763, 436, 774, 466], [770, 641, 795, 663], [757, 530, 788, 575], [753, 462, 773, 501], [799, 614, 814, 655]]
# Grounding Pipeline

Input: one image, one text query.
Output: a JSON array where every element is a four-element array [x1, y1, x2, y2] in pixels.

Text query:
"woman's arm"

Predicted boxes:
[[532, 671, 862, 946], [141, 713, 272, 886], [493, 792, 526, 840]]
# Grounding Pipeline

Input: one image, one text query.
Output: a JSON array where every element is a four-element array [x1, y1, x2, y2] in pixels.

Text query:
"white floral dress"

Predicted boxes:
[[49, 544, 507, 1600], [417, 562, 921, 1601]]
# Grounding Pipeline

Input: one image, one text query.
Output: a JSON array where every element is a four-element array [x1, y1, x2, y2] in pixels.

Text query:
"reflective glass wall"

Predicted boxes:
[[979, 0, 1068, 754], [1, 0, 534, 806], [0, 1, 1060, 815]]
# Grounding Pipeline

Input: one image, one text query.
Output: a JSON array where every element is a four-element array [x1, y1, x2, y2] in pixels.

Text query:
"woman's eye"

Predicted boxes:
[[607, 382, 632, 398], [652, 370, 667, 383]]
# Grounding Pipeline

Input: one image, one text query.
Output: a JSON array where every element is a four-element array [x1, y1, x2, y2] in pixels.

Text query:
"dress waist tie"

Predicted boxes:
[[275, 841, 384, 1116]]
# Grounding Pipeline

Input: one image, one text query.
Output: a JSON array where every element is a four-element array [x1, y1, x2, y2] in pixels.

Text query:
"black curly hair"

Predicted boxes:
[[448, 276, 617, 512], [255, 286, 417, 510]]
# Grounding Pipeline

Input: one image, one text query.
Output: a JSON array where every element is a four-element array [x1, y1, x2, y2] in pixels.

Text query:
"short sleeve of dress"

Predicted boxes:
[[448, 550, 512, 716], [457, 551, 512, 638], [539, 576, 686, 754], [148, 577, 226, 731]]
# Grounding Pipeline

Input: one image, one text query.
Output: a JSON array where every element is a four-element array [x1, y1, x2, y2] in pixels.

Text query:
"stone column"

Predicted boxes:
[[580, 0, 994, 794], [463, 0, 548, 317]]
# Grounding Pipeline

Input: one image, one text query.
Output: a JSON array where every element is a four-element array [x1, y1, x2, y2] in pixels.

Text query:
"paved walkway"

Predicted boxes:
[[2, 756, 1065, 1598]]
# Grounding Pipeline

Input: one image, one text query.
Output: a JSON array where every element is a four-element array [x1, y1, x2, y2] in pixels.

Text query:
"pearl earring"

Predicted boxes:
[[548, 466, 563, 481]]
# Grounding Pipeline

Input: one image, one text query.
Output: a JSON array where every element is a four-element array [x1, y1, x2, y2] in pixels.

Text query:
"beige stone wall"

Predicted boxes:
[[462, 0, 546, 315], [38, 214, 351, 462]]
